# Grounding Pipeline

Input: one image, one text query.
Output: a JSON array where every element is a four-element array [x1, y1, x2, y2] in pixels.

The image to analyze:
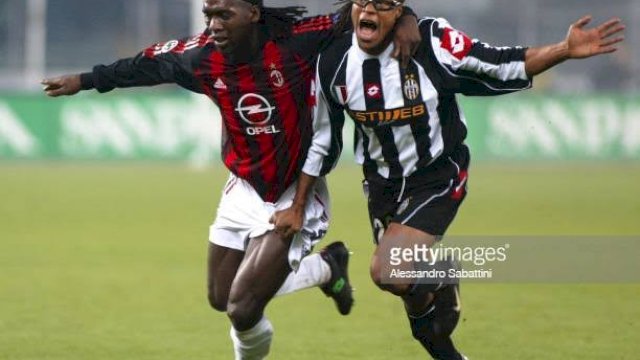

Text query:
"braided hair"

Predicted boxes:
[[241, 0, 307, 39], [332, 1, 353, 35]]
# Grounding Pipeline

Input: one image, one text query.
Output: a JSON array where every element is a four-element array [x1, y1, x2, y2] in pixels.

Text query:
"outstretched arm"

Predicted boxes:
[[42, 75, 82, 97], [42, 35, 207, 97], [525, 16, 625, 77]]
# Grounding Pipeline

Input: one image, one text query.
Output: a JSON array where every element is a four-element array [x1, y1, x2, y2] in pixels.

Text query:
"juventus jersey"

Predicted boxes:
[[304, 17, 532, 180], [80, 16, 336, 203]]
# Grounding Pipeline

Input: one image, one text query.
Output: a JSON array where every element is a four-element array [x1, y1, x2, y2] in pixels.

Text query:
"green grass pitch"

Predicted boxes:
[[1, 163, 639, 359]]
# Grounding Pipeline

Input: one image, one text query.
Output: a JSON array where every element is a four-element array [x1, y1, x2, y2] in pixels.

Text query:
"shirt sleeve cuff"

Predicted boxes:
[[301, 151, 323, 178], [79, 72, 95, 90]]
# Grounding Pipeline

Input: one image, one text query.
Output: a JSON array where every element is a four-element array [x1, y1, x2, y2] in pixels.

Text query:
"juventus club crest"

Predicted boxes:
[[404, 74, 420, 101]]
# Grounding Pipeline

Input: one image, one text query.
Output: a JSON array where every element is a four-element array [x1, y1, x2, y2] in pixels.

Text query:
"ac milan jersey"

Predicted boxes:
[[306, 17, 533, 180], [80, 15, 336, 202]]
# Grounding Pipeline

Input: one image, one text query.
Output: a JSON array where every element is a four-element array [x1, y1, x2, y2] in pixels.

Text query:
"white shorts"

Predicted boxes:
[[209, 174, 330, 271]]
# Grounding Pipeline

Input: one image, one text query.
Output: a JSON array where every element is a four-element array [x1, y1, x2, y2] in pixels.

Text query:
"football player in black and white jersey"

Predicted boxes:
[[299, 0, 626, 358]]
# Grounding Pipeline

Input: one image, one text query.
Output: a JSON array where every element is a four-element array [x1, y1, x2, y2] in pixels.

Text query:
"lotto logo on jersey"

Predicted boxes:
[[440, 27, 473, 60], [365, 83, 383, 99]]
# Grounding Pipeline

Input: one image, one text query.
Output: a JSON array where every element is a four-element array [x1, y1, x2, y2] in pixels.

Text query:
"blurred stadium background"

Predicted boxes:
[[1, 0, 639, 359]]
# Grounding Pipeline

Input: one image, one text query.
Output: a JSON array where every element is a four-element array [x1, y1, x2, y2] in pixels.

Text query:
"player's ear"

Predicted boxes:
[[394, 6, 403, 20], [249, 5, 261, 23]]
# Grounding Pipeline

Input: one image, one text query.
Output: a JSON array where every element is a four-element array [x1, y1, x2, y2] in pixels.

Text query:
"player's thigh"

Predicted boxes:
[[207, 242, 244, 310], [229, 232, 292, 304], [371, 223, 438, 280]]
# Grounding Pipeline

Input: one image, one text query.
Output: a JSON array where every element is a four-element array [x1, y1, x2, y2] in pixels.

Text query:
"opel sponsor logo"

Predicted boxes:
[[235, 93, 276, 126]]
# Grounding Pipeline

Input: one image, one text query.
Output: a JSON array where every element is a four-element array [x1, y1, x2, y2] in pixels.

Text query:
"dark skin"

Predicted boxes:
[[40, 0, 422, 332]]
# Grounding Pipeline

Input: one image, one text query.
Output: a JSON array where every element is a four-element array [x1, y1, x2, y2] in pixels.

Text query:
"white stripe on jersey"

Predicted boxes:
[[459, 56, 528, 81], [392, 125, 419, 175], [361, 125, 389, 178], [343, 34, 445, 178]]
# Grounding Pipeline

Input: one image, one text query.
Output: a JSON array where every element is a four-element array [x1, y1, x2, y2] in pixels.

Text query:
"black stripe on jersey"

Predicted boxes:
[[399, 60, 423, 107], [467, 43, 526, 65], [363, 59, 403, 179], [355, 124, 377, 176], [248, 59, 290, 197], [400, 61, 432, 165], [446, 67, 531, 95], [362, 59, 385, 109], [230, 64, 270, 198], [439, 94, 467, 155]]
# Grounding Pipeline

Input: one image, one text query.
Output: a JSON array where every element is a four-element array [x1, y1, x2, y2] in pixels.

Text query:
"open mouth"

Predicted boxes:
[[358, 19, 379, 41], [359, 19, 378, 32], [213, 36, 229, 48]]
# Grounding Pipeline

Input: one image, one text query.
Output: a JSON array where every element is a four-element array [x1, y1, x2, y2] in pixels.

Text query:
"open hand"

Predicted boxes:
[[566, 16, 625, 59]]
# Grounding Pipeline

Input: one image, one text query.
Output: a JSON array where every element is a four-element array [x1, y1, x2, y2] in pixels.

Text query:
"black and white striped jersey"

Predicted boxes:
[[302, 17, 533, 180]]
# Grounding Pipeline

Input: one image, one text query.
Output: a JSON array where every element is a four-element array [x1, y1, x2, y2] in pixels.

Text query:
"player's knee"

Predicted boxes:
[[369, 256, 385, 288], [370, 256, 408, 296], [207, 291, 228, 312], [227, 295, 262, 331]]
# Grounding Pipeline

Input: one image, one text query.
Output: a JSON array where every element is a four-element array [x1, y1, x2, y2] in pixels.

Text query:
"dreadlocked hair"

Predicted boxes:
[[332, 1, 353, 35], [259, 6, 307, 39]]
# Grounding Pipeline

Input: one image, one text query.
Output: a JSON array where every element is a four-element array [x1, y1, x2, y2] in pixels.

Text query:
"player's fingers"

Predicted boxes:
[[601, 24, 625, 39], [41, 79, 60, 91], [574, 15, 592, 29], [399, 48, 410, 69], [392, 46, 401, 61], [601, 36, 624, 48], [269, 213, 276, 224], [597, 18, 622, 33], [45, 89, 64, 97], [598, 46, 618, 55]]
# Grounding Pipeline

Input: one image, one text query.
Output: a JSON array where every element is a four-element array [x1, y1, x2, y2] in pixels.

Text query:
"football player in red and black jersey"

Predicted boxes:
[[42, 0, 421, 358]]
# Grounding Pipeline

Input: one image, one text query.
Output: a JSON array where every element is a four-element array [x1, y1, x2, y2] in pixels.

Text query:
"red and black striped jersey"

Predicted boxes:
[[80, 16, 336, 202]]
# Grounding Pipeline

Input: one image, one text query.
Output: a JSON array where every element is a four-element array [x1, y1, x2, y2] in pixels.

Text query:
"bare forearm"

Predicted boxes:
[[292, 172, 317, 210], [525, 41, 569, 78]]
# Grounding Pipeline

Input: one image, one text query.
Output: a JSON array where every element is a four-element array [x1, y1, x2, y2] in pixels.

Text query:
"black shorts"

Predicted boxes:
[[364, 145, 470, 244]]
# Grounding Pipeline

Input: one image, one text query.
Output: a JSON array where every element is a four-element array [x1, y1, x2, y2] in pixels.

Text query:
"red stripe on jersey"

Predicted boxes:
[[292, 15, 333, 34], [236, 64, 277, 198], [263, 42, 303, 196], [210, 52, 250, 179], [440, 27, 473, 60]]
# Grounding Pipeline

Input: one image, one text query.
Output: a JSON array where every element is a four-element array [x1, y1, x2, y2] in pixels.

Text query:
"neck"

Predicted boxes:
[[360, 33, 394, 56], [227, 26, 264, 64]]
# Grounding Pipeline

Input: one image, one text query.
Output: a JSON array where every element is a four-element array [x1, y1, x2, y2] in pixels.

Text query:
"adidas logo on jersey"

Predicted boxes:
[[214, 78, 227, 90]]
